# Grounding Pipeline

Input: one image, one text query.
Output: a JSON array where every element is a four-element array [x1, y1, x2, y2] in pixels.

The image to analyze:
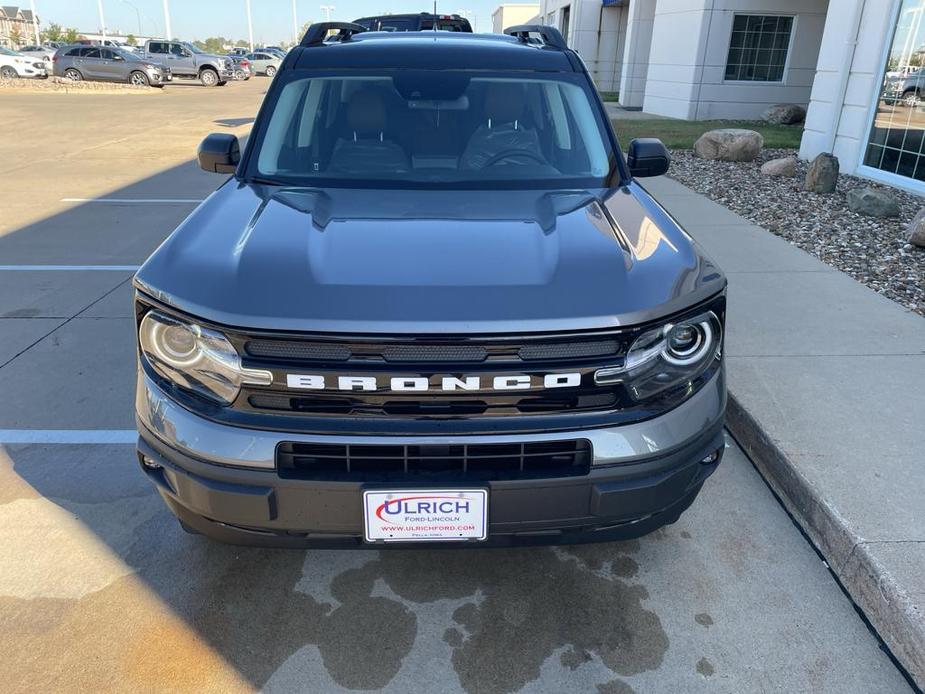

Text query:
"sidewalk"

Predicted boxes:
[[639, 175, 925, 688]]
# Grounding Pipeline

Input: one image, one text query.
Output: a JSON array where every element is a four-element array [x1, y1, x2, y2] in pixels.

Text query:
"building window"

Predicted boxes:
[[559, 6, 570, 46], [864, 0, 925, 182], [724, 15, 793, 82]]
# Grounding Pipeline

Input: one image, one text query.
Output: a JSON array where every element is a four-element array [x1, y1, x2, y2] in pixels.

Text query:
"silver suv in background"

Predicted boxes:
[[53, 46, 170, 87], [246, 51, 282, 76], [142, 39, 233, 87]]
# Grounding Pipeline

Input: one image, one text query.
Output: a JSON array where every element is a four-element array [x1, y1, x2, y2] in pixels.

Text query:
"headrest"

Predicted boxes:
[[347, 89, 387, 136], [483, 83, 525, 125]]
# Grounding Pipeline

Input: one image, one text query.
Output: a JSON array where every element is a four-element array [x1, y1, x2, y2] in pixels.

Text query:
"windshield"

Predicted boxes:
[[0, 47, 20, 56], [114, 48, 142, 61], [250, 70, 615, 189], [184, 42, 205, 54]]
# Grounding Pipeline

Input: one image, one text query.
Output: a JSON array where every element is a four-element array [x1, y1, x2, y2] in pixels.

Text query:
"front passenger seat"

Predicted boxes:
[[329, 90, 410, 175]]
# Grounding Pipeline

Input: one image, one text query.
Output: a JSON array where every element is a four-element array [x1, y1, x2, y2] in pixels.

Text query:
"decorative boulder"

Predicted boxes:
[[760, 156, 797, 177], [804, 153, 839, 193], [847, 186, 900, 218], [762, 103, 806, 124], [693, 129, 764, 162], [908, 208, 925, 248]]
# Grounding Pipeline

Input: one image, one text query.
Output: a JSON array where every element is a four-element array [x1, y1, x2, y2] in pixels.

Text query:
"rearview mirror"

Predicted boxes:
[[198, 133, 240, 174], [626, 138, 671, 178]]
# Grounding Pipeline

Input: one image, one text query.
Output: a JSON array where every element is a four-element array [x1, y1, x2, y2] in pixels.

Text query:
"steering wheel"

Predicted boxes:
[[482, 149, 546, 167]]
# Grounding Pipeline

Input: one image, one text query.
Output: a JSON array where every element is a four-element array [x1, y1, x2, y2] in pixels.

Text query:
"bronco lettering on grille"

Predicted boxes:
[[285, 373, 582, 392]]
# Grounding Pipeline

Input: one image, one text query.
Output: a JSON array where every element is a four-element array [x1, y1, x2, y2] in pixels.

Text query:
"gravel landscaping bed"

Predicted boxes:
[[668, 148, 925, 316], [0, 76, 160, 94]]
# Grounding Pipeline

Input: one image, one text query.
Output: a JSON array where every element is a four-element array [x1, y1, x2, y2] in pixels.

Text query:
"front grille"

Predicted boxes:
[[277, 439, 592, 481], [233, 330, 630, 418], [242, 335, 621, 365]]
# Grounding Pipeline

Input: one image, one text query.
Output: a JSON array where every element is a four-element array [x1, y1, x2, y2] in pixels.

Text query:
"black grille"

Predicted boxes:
[[277, 439, 592, 481], [249, 390, 617, 417], [241, 335, 623, 365]]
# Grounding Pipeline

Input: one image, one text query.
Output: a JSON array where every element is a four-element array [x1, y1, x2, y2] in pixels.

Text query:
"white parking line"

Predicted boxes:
[[0, 265, 139, 271], [61, 198, 203, 204], [0, 430, 136, 444]]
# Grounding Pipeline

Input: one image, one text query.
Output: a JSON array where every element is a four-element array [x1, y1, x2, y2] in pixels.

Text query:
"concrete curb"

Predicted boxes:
[[726, 392, 925, 689]]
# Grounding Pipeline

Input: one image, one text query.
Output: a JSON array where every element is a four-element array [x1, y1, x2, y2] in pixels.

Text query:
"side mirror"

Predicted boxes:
[[626, 138, 671, 178], [114, 55, 124, 61], [198, 133, 240, 174]]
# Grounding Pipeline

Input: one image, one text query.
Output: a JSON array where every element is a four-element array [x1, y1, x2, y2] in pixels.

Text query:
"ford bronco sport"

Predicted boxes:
[[134, 23, 727, 547]]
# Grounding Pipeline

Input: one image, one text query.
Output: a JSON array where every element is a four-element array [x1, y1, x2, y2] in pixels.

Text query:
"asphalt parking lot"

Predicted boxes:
[[0, 78, 915, 693]]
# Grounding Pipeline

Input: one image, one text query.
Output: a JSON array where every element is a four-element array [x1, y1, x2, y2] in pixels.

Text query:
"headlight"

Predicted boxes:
[[139, 311, 271, 404], [595, 310, 722, 401]]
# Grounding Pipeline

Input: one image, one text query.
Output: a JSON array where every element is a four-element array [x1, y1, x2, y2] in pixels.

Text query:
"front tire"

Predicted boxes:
[[0, 65, 17, 79], [199, 68, 218, 87], [903, 90, 920, 108], [129, 70, 149, 87], [234, 68, 245, 80], [265, 65, 277, 77], [63, 67, 82, 81]]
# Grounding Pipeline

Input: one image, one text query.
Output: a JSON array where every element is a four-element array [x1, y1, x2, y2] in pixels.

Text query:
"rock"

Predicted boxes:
[[804, 153, 839, 193], [762, 103, 806, 124], [847, 186, 900, 218], [760, 156, 797, 177], [693, 129, 764, 162], [906, 208, 925, 247]]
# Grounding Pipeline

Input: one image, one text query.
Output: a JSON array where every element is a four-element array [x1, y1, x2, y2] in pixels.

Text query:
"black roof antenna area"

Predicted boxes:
[[503, 24, 567, 49]]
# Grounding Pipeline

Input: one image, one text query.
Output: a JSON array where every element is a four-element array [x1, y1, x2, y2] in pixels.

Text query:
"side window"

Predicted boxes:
[[148, 42, 166, 54], [100, 49, 115, 60], [84, 48, 102, 59], [66, 47, 82, 56], [170, 43, 186, 56]]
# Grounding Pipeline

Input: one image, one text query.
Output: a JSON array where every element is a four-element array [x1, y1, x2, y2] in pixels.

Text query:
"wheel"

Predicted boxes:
[[128, 70, 149, 87], [234, 68, 245, 80], [217, 80, 227, 87], [265, 65, 277, 77], [199, 68, 218, 87], [902, 90, 920, 108], [63, 67, 82, 81], [0, 65, 16, 79]]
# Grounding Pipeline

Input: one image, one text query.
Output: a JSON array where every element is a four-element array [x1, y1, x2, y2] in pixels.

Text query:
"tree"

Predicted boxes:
[[63, 27, 79, 44], [126, 34, 137, 46], [9, 26, 23, 48], [42, 22, 63, 43]]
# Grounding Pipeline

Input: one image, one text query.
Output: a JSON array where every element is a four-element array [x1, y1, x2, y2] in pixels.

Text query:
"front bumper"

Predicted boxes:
[[136, 368, 726, 547]]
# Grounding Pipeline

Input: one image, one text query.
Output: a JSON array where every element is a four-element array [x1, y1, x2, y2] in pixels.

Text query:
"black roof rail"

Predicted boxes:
[[503, 24, 567, 49], [300, 21, 367, 47]]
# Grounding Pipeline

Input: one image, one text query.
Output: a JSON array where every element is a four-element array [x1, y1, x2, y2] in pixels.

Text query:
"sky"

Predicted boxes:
[[28, 0, 507, 45]]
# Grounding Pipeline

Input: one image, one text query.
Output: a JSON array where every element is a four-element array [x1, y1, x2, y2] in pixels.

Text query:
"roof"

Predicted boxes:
[[291, 31, 576, 72]]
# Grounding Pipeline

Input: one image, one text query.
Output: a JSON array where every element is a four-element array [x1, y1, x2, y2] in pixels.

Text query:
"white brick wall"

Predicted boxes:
[[800, 0, 909, 186], [642, 0, 829, 119]]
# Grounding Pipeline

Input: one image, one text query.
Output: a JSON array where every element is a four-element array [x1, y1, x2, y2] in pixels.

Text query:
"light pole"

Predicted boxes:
[[162, 0, 172, 39], [29, 0, 40, 45], [320, 5, 335, 22], [246, 0, 254, 50], [97, 0, 107, 39], [119, 0, 143, 36], [291, 0, 299, 44]]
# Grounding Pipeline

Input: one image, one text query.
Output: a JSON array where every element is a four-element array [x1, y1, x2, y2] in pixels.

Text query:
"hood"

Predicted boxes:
[[135, 182, 724, 334]]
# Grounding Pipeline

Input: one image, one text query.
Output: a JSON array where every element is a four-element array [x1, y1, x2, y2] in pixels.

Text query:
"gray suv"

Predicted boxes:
[[53, 46, 169, 86], [134, 24, 726, 548], [142, 39, 233, 87]]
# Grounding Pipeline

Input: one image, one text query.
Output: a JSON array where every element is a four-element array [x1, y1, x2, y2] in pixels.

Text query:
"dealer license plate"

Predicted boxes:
[[363, 489, 488, 542]]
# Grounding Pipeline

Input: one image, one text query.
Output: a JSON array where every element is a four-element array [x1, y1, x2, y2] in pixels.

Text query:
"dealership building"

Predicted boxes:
[[534, 0, 925, 191]]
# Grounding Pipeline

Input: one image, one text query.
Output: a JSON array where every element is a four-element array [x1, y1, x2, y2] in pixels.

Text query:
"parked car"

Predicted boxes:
[[0, 46, 47, 79], [353, 12, 473, 32], [18, 44, 55, 64], [228, 47, 250, 57], [141, 39, 233, 86], [246, 51, 281, 76], [133, 23, 726, 547], [53, 46, 170, 86], [227, 54, 254, 80]]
